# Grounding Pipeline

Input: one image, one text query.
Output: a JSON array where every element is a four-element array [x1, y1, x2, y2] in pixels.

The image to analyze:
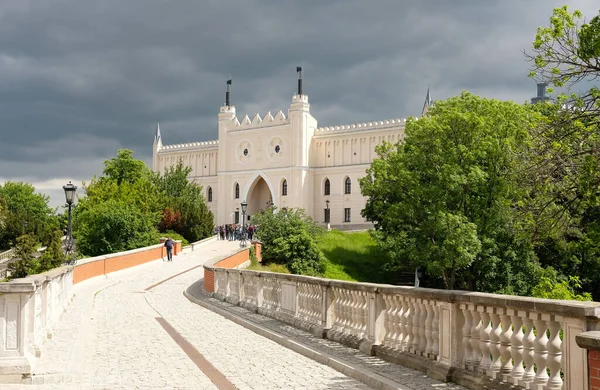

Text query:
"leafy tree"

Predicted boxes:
[[0, 182, 58, 248], [103, 149, 151, 185], [153, 161, 214, 242], [360, 92, 542, 292], [525, 6, 600, 299], [251, 207, 325, 275], [75, 199, 159, 257], [38, 230, 66, 270], [531, 267, 592, 301], [10, 234, 39, 278]]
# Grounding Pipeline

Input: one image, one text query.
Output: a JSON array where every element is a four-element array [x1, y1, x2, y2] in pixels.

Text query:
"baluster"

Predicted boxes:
[[393, 296, 404, 349], [533, 315, 549, 387], [546, 316, 563, 390], [520, 316, 536, 387], [431, 303, 439, 359], [425, 301, 434, 357], [471, 308, 482, 371], [419, 300, 428, 355], [488, 310, 502, 379], [499, 311, 513, 382], [382, 296, 393, 347], [479, 309, 492, 375], [461, 305, 473, 370], [401, 297, 411, 352], [411, 299, 421, 354]]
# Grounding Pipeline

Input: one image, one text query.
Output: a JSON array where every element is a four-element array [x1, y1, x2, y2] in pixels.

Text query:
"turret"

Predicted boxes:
[[531, 82, 550, 104], [422, 86, 433, 116]]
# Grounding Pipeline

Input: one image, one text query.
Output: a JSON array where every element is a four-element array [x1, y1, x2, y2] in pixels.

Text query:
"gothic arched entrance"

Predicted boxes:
[[245, 176, 273, 223]]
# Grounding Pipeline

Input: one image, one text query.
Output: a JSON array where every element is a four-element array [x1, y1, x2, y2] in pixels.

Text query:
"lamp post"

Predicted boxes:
[[325, 199, 330, 231], [63, 181, 77, 264], [240, 200, 248, 247]]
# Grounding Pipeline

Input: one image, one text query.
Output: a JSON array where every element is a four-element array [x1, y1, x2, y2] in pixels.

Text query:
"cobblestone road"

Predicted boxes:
[[7, 240, 374, 389]]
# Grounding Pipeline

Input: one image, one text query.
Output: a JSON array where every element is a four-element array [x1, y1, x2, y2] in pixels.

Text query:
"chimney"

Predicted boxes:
[[296, 66, 303, 95], [225, 79, 232, 106]]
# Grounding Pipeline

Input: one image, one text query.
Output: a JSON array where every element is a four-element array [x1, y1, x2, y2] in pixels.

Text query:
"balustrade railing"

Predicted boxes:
[[205, 265, 600, 390], [0, 248, 15, 262]]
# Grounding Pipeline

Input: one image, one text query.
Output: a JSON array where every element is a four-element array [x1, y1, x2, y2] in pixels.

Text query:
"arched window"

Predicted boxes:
[[282, 179, 288, 196], [208, 187, 213, 202], [235, 183, 240, 199], [324, 178, 330, 195], [344, 177, 352, 194]]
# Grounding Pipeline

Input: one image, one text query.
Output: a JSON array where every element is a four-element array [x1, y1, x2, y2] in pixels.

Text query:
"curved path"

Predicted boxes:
[[7, 240, 372, 389]]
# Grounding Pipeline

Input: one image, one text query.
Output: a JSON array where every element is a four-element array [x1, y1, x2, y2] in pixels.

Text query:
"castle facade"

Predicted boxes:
[[152, 72, 429, 229]]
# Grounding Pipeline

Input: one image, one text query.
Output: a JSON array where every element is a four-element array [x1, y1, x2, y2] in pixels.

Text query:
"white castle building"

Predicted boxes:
[[152, 69, 433, 229]]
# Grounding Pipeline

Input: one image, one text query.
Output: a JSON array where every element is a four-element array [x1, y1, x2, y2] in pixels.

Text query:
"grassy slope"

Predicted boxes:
[[318, 230, 393, 284]]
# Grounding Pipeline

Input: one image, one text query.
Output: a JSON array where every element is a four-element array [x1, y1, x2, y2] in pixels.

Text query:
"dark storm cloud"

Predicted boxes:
[[0, 0, 597, 206]]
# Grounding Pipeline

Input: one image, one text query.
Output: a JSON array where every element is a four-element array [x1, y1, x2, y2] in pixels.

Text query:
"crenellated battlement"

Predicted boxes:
[[159, 140, 219, 153], [230, 110, 289, 130], [314, 118, 407, 136]]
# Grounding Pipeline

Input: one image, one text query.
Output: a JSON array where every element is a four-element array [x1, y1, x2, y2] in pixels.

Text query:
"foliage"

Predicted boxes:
[[0, 182, 58, 248], [524, 6, 600, 300], [531, 267, 592, 301], [251, 207, 325, 275], [75, 199, 159, 257], [319, 230, 394, 283], [162, 230, 189, 246], [153, 161, 214, 242], [10, 234, 39, 278], [39, 230, 66, 270], [249, 245, 259, 267], [361, 93, 544, 292], [103, 149, 151, 185], [245, 262, 290, 274]]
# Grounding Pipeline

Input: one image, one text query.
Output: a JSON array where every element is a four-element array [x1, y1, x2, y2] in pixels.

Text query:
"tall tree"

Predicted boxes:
[[360, 92, 542, 292]]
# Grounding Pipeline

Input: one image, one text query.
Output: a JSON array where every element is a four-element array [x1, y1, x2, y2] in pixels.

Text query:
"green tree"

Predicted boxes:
[[525, 6, 600, 300], [75, 199, 159, 257], [10, 234, 39, 278], [0, 182, 58, 248], [360, 92, 542, 292], [38, 230, 66, 270], [153, 161, 214, 242], [103, 149, 151, 185], [251, 207, 325, 275]]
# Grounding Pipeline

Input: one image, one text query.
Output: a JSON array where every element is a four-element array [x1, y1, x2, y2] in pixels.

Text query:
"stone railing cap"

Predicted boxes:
[[576, 331, 600, 350], [0, 278, 37, 293]]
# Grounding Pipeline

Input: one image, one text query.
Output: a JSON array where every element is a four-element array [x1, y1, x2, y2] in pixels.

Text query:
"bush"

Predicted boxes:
[[161, 230, 189, 246], [251, 207, 325, 275], [10, 234, 39, 278]]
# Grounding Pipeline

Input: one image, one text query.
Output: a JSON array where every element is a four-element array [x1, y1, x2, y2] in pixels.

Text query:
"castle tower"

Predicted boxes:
[[288, 67, 317, 212], [217, 79, 236, 224], [531, 82, 550, 104]]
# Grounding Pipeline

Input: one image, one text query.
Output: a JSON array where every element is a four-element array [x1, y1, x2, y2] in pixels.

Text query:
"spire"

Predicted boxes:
[[422, 86, 434, 116], [154, 123, 162, 147]]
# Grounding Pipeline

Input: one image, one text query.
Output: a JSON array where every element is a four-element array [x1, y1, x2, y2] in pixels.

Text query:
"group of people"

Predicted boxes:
[[215, 224, 257, 242]]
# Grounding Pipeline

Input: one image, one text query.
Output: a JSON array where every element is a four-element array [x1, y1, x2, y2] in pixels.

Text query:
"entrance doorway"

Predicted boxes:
[[246, 176, 273, 222]]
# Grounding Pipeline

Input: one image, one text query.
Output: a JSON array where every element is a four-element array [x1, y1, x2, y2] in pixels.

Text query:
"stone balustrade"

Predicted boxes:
[[0, 266, 73, 380], [204, 267, 600, 390]]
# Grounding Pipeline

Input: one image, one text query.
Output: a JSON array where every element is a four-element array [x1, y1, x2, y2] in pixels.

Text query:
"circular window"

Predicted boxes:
[[243, 149, 248, 156], [275, 145, 280, 153]]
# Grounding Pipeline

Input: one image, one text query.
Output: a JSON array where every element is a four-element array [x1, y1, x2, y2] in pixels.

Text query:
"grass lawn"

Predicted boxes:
[[318, 230, 393, 284]]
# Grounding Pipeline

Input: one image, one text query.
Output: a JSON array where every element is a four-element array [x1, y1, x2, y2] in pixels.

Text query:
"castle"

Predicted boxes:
[[152, 69, 432, 229]]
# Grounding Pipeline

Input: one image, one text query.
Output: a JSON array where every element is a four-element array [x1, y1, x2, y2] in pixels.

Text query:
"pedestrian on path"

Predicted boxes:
[[164, 237, 175, 261]]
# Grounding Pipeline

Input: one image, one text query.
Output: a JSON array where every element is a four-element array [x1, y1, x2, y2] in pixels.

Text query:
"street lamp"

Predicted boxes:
[[325, 200, 331, 231], [63, 181, 77, 264], [240, 200, 248, 247]]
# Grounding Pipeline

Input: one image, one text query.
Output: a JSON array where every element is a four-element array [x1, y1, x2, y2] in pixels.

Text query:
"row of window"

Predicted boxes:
[[325, 208, 352, 223], [207, 176, 355, 202]]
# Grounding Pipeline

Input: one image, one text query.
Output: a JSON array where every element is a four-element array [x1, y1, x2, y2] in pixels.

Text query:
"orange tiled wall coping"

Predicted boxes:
[[73, 240, 183, 284], [203, 241, 262, 293]]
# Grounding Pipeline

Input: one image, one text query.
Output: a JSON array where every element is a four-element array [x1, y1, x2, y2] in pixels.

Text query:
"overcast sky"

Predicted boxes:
[[0, 0, 597, 208]]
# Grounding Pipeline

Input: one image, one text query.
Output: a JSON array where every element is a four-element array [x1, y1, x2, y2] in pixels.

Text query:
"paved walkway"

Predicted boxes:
[[5, 240, 466, 389]]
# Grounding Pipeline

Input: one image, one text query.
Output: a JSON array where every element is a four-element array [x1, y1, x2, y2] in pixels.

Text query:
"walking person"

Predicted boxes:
[[164, 237, 175, 262]]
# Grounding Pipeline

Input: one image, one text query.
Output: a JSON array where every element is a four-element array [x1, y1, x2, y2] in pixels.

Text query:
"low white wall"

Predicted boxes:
[[0, 266, 73, 379], [205, 267, 600, 390]]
